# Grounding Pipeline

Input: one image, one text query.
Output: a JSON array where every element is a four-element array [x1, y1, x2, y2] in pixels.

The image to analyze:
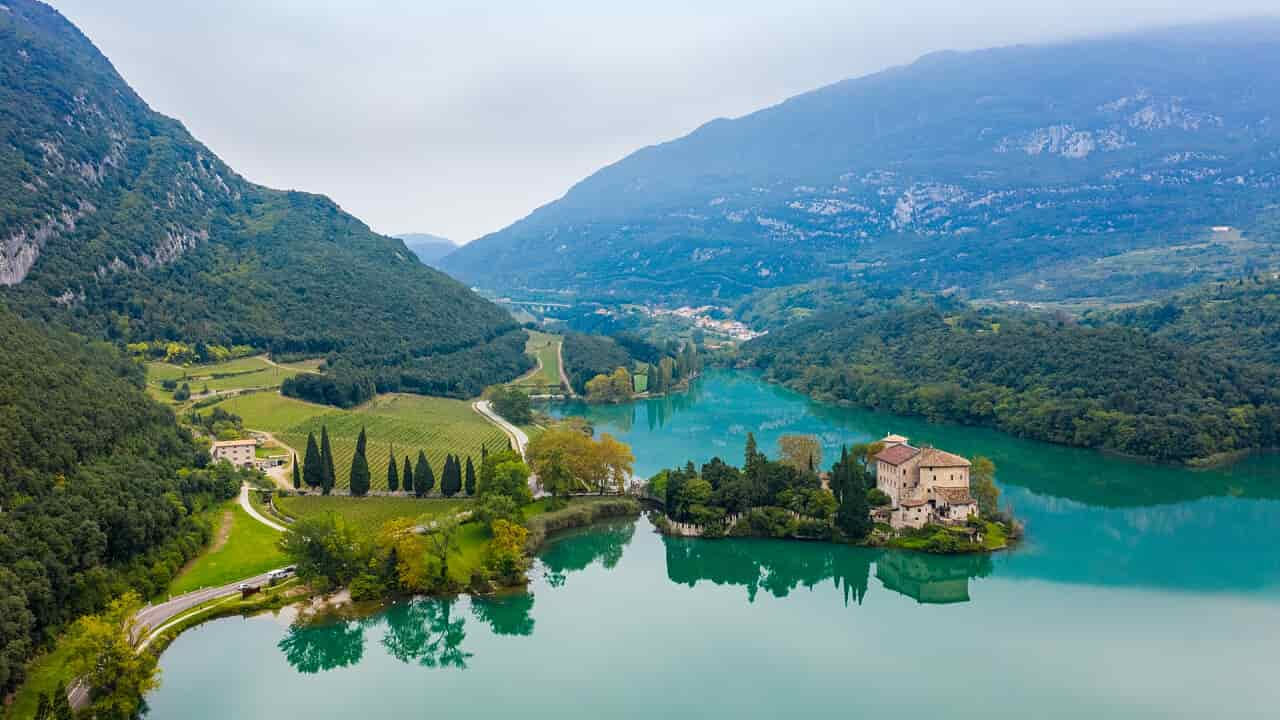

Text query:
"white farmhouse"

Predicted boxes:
[[210, 438, 257, 469], [873, 434, 978, 529]]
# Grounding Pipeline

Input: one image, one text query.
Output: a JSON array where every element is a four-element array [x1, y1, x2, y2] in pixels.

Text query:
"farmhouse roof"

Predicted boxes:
[[919, 448, 971, 468], [212, 439, 257, 447], [874, 444, 919, 466], [880, 434, 910, 445]]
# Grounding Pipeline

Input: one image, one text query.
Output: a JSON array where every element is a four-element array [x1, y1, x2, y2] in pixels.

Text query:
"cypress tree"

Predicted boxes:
[[836, 478, 873, 540], [464, 456, 476, 496], [51, 682, 72, 720], [402, 455, 414, 493], [387, 447, 400, 492], [350, 427, 371, 496], [34, 693, 50, 720], [320, 425, 336, 495], [441, 454, 459, 497], [292, 454, 301, 490], [303, 432, 322, 490], [415, 451, 433, 497]]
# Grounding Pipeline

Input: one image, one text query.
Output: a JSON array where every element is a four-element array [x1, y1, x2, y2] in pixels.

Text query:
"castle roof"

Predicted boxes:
[[875, 444, 920, 466], [919, 447, 971, 468], [933, 487, 976, 505]]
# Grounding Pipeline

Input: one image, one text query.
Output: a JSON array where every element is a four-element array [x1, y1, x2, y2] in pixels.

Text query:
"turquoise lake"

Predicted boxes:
[[148, 369, 1280, 718]]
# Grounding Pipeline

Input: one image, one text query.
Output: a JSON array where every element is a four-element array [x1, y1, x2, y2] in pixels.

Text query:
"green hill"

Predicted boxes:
[[0, 0, 529, 399], [0, 304, 240, 699]]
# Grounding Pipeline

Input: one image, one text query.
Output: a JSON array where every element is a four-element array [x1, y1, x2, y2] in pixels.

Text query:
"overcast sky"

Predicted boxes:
[[48, 1, 1278, 242]]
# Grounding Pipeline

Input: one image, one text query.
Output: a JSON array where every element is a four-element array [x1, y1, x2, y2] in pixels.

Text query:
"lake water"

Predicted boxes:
[[148, 369, 1280, 718]]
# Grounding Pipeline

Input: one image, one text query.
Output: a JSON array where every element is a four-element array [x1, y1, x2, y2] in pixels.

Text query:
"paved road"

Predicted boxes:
[[473, 400, 545, 498], [239, 482, 288, 531]]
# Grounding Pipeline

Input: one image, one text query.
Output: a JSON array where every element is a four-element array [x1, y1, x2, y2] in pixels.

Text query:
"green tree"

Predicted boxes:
[[971, 455, 1000, 516], [350, 427, 371, 496], [415, 451, 434, 497], [464, 456, 477, 496], [292, 454, 301, 490], [303, 432, 322, 490], [50, 681, 73, 720], [278, 513, 363, 590], [836, 481, 873, 540], [65, 593, 159, 720], [387, 448, 400, 492], [320, 426, 336, 495], [439, 455, 457, 497], [536, 448, 573, 509], [423, 517, 462, 587], [402, 455, 414, 493]]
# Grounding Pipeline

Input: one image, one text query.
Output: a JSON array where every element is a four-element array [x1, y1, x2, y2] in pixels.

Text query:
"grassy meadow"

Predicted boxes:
[[168, 502, 287, 596], [511, 330, 563, 391], [145, 355, 305, 404], [275, 495, 471, 532], [207, 392, 510, 491]]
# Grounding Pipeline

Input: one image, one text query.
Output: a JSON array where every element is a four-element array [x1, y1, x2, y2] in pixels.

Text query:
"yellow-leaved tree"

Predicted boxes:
[[65, 592, 159, 719]]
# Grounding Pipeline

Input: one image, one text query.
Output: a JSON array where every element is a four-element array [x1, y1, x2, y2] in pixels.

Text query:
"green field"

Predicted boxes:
[[168, 502, 287, 595], [275, 495, 471, 532], [207, 392, 510, 491], [145, 356, 305, 403], [511, 330, 563, 391], [275, 495, 484, 584]]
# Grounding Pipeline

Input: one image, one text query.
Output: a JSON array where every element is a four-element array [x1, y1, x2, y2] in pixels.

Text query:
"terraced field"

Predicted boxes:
[[145, 356, 304, 403], [207, 392, 510, 491]]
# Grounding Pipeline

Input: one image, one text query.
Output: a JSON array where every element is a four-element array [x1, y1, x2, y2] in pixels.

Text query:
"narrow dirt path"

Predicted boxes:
[[556, 338, 575, 397], [239, 482, 287, 532]]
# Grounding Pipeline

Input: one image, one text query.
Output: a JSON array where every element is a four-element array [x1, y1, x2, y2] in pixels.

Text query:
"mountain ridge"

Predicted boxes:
[[0, 0, 529, 398], [443, 19, 1280, 304]]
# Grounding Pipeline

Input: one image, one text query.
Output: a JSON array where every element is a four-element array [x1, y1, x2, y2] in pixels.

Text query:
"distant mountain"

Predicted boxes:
[[0, 0, 529, 398], [443, 21, 1280, 304], [397, 232, 457, 267]]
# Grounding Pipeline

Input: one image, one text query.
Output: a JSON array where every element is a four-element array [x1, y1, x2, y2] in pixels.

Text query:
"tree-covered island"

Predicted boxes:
[[647, 432, 1016, 553]]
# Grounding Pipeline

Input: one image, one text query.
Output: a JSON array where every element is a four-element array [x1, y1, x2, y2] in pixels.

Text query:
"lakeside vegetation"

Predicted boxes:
[[562, 332, 702, 402], [650, 433, 1011, 554], [742, 296, 1280, 463]]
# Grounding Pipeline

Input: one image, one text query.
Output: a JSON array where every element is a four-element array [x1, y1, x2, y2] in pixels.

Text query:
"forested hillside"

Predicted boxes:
[[0, 0, 528, 400], [444, 21, 1280, 304], [1102, 275, 1280, 368], [0, 305, 241, 698], [741, 299, 1280, 462]]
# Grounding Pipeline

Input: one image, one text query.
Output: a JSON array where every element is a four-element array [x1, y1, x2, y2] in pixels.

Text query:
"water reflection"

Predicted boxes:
[[379, 599, 471, 669], [664, 533, 991, 606], [471, 594, 535, 637], [539, 518, 636, 588], [277, 617, 366, 673], [874, 551, 992, 604]]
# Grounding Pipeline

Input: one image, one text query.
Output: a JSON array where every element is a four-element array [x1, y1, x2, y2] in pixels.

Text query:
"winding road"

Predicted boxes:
[[473, 400, 545, 498]]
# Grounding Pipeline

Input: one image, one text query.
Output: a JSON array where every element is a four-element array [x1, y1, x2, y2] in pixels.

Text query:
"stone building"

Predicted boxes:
[[873, 434, 977, 529], [210, 438, 257, 468]]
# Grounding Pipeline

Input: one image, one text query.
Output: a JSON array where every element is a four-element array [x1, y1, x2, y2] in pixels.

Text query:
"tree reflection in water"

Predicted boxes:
[[471, 593, 535, 637], [664, 535, 991, 606], [380, 598, 472, 669], [539, 518, 636, 588], [277, 616, 367, 674]]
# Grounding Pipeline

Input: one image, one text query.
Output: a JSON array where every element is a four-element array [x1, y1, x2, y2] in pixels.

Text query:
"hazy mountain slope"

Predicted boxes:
[[443, 21, 1280, 303], [397, 232, 456, 266], [0, 0, 528, 397]]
